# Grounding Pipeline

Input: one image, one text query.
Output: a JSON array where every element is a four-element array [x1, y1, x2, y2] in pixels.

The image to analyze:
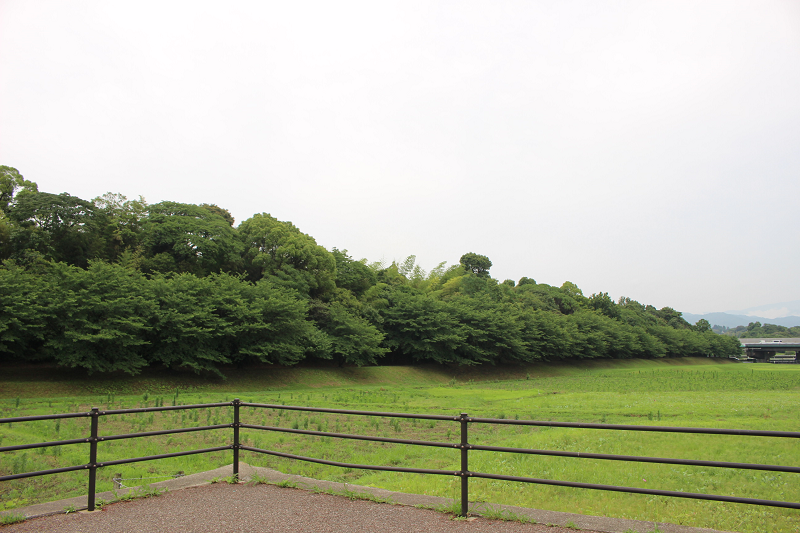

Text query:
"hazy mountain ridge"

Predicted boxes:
[[726, 300, 800, 320], [682, 311, 800, 329]]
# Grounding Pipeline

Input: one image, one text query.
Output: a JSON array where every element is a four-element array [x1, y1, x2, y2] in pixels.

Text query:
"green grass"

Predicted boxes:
[[478, 504, 536, 523], [310, 484, 394, 504], [0, 512, 26, 525], [0, 357, 736, 398], [1, 358, 799, 533]]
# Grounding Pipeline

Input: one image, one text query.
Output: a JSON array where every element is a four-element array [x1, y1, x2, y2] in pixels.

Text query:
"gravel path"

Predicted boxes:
[[1, 483, 604, 533]]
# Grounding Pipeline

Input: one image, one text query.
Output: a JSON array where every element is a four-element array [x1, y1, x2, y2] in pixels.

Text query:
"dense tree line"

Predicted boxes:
[[717, 322, 800, 338], [0, 166, 742, 375]]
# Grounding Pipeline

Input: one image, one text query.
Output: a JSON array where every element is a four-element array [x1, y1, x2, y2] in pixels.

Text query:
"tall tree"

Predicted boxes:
[[0, 165, 38, 213], [694, 318, 711, 333], [459, 252, 492, 277], [331, 248, 377, 296], [239, 213, 336, 298], [200, 204, 235, 226], [7, 191, 102, 267], [589, 292, 620, 319], [92, 192, 148, 263], [141, 201, 243, 275]]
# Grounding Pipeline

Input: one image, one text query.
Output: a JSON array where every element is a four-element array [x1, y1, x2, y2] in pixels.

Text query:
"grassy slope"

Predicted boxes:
[[0, 356, 733, 399]]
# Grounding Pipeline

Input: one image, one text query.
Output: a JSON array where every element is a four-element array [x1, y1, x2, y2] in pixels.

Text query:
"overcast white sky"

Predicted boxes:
[[1, 1, 798, 315]]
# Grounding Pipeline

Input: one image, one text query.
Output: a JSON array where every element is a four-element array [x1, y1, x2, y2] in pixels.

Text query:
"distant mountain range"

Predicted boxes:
[[683, 300, 800, 328]]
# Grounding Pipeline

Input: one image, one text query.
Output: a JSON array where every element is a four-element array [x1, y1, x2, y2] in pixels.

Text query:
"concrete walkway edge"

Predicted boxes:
[[0, 463, 736, 533]]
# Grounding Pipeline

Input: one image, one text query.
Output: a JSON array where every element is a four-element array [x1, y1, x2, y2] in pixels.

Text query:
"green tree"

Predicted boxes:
[[146, 273, 316, 375], [0, 166, 37, 213], [515, 283, 582, 315], [92, 192, 148, 263], [7, 191, 102, 267], [309, 291, 387, 366], [145, 273, 230, 373], [516, 308, 572, 361], [376, 262, 408, 286], [569, 310, 646, 359], [141, 201, 243, 275], [0, 260, 56, 361], [588, 292, 620, 319], [239, 213, 336, 297], [0, 212, 14, 260], [200, 204, 235, 226], [214, 276, 317, 368], [654, 307, 691, 329], [331, 248, 377, 296], [459, 272, 501, 298], [559, 282, 588, 311], [418, 261, 457, 293], [44, 262, 155, 374], [694, 318, 711, 333], [708, 332, 744, 357], [445, 294, 530, 364], [459, 252, 492, 277], [514, 283, 560, 313], [380, 287, 468, 364]]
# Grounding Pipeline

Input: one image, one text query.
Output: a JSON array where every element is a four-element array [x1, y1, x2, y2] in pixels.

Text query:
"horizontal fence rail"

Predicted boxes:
[[2, 400, 799, 515]]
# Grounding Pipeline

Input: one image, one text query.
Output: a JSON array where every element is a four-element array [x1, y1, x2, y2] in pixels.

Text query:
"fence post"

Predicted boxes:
[[87, 407, 99, 511], [232, 399, 240, 481], [459, 412, 469, 517]]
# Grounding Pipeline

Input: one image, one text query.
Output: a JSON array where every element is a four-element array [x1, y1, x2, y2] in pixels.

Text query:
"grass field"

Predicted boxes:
[[1, 358, 799, 532]]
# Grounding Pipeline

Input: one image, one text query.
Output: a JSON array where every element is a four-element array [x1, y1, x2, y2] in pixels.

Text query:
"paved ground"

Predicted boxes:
[[0, 464, 735, 533], [0, 483, 620, 533]]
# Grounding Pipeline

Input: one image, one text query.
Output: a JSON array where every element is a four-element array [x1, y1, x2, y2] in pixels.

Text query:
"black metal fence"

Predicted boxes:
[[2, 400, 799, 515]]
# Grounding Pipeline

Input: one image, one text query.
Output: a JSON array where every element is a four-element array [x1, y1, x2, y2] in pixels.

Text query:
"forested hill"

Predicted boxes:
[[0, 166, 741, 376]]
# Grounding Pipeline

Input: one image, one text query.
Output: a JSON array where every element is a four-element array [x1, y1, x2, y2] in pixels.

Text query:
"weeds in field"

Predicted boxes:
[[247, 473, 269, 485], [1, 360, 799, 533], [113, 485, 167, 502], [0, 512, 26, 525], [310, 483, 394, 504]]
